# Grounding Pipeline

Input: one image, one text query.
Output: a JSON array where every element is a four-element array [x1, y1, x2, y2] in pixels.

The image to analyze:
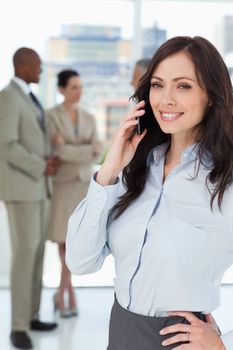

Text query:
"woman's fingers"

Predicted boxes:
[[122, 100, 145, 122], [168, 311, 201, 325], [159, 312, 203, 347], [122, 109, 145, 126], [118, 119, 139, 139], [99, 100, 147, 178], [52, 133, 64, 145], [161, 332, 190, 346], [159, 312, 224, 350], [160, 323, 191, 335], [118, 101, 146, 138], [133, 99, 145, 111]]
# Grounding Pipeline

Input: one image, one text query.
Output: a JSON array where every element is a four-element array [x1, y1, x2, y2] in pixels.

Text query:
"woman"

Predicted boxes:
[[66, 36, 233, 349], [46, 69, 101, 317]]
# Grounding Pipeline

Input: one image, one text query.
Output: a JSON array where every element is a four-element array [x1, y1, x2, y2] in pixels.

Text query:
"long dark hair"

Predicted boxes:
[[113, 36, 233, 218]]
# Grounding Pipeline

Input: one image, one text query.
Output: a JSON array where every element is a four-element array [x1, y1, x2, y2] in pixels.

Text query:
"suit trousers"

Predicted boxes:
[[107, 298, 206, 350], [6, 200, 49, 331]]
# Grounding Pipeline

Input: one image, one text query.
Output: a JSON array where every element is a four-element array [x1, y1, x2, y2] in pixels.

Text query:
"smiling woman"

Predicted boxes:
[[149, 51, 209, 145], [66, 36, 233, 350], [1, 1, 233, 343]]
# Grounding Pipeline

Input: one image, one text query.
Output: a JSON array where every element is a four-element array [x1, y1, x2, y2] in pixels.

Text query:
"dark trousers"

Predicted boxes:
[[107, 298, 205, 350]]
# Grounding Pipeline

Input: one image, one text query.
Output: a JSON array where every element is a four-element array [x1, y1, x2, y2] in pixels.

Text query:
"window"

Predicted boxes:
[[0, 0, 233, 287]]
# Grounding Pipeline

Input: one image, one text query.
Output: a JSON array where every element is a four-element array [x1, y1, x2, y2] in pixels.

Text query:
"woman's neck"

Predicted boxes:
[[62, 101, 78, 124], [166, 135, 196, 166], [163, 136, 195, 183], [62, 100, 77, 112]]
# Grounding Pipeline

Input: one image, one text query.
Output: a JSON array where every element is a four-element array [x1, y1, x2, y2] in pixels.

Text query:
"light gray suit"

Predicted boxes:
[[0, 80, 49, 331], [46, 104, 101, 242]]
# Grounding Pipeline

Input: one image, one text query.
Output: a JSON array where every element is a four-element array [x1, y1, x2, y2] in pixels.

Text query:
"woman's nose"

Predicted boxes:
[[161, 88, 176, 106]]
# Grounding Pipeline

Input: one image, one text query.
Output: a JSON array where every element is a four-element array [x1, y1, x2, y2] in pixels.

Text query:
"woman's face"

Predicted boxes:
[[59, 76, 83, 103], [149, 51, 209, 142]]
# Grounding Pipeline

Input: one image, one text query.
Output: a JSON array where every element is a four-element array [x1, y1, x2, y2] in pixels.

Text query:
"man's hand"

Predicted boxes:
[[44, 155, 61, 176]]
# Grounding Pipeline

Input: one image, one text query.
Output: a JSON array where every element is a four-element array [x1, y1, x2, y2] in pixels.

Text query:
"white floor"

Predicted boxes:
[[0, 287, 114, 350], [1, 285, 233, 350]]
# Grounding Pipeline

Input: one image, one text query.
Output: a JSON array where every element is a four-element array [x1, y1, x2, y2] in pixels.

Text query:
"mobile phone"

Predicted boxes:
[[137, 113, 147, 135]]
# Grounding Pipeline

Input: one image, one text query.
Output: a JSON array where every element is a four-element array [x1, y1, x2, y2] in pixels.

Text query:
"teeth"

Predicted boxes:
[[161, 113, 181, 118]]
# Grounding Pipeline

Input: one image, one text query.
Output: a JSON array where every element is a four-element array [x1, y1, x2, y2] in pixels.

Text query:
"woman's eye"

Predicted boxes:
[[178, 83, 191, 89], [151, 82, 162, 88]]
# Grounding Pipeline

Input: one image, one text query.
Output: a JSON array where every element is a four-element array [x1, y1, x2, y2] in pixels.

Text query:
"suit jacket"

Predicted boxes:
[[0, 80, 48, 201], [46, 104, 101, 183]]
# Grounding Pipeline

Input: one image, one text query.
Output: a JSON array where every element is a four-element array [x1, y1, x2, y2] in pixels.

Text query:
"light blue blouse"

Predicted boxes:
[[66, 143, 233, 349]]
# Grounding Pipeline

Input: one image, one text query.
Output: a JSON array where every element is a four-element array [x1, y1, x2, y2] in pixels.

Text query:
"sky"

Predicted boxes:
[[0, 0, 233, 87]]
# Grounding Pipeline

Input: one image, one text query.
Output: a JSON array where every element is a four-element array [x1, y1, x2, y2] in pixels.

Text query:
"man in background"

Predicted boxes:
[[131, 58, 151, 90], [0, 47, 60, 349]]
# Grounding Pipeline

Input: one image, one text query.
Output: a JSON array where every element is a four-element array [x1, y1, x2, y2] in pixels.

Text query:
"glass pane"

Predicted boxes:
[[141, 0, 233, 283], [141, 0, 233, 58], [1, 0, 233, 288], [0, 0, 135, 288]]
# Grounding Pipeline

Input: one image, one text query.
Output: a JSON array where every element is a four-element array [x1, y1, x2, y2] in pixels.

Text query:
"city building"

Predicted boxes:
[[142, 22, 167, 58], [216, 15, 233, 79], [41, 24, 132, 142], [41, 23, 166, 142], [223, 15, 233, 55]]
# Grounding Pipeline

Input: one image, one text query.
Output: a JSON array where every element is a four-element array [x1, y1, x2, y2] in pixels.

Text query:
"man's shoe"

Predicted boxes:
[[30, 320, 57, 331], [10, 331, 33, 349]]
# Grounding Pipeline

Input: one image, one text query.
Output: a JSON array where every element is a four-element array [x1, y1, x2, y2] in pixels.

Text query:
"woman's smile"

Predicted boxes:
[[159, 111, 184, 121]]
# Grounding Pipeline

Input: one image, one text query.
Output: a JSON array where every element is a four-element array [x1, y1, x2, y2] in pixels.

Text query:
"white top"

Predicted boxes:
[[66, 143, 233, 349]]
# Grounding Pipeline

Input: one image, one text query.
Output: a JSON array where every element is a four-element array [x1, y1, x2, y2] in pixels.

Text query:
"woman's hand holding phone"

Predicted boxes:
[[136, 102, 147, 135], [96, 100, 146, 186]]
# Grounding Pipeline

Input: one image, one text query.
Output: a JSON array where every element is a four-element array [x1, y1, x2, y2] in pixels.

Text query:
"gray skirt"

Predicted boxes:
[[107, 298, 206, 350]]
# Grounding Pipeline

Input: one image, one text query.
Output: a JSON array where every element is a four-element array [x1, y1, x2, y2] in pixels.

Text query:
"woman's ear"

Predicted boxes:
[[58, 87, 64, 95]]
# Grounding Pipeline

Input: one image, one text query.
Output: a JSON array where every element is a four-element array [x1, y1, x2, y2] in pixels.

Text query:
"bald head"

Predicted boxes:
[[136, 58, 150, 74], [13, 47, 42, 84], [131, 58, 151, 90]]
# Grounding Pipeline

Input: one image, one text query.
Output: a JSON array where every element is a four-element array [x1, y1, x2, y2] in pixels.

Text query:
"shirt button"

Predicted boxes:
[[93, 222, 97, 227]]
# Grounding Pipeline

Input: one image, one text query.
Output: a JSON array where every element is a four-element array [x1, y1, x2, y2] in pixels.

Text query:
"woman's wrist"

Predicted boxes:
[[96, 165, 120, 186]]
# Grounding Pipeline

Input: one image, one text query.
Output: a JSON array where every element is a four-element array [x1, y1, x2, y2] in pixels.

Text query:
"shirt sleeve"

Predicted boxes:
[[221, 330, 233, 350], [65, 174, 120, 275]]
